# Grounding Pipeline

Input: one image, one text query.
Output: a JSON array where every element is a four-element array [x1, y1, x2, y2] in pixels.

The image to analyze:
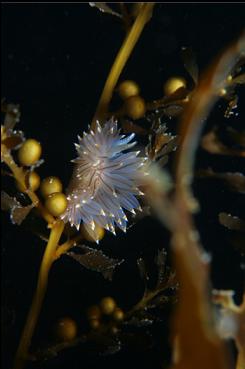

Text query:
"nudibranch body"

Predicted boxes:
[[61, 119, 147, 242]]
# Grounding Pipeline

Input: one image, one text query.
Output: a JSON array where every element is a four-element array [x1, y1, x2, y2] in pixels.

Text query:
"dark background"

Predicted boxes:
[[1, 3, 245, 369]]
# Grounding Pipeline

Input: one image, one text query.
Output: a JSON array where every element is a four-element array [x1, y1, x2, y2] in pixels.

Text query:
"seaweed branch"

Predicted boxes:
[[91, 3, 155, 128], [170, 33, 245, 369], [14, 220, 65, 369], [144, 33, 245, 369], [1, 145, 54, 225]]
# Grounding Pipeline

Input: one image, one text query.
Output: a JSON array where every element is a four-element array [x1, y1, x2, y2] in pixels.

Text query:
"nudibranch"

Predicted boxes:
[[61, 119, 148, 242]]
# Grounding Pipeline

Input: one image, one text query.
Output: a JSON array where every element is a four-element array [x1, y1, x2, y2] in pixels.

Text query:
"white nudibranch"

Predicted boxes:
[[61, 119, 148, 243]]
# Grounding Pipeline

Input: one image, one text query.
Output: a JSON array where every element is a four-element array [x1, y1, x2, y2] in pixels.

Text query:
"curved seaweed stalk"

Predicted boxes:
[[170, 32, 245, 369], [145, 32, 245, 369]]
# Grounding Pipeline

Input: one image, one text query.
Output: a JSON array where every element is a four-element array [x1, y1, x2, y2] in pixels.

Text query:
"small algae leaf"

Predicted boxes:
[[67, 244, 124, 281], [1, 191, 36, 225]]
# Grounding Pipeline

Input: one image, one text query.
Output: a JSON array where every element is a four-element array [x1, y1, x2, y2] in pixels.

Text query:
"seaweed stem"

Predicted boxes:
[[144, 33, 245, 369], [91, 3, 155, 129], [170, 33, 245, 369], [54, 234, 83, 260], [14, 220, 64, 369]]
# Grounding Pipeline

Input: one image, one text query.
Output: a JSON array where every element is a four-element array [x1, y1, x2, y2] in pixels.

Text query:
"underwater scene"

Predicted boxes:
[[1, 3, 245, 369]]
